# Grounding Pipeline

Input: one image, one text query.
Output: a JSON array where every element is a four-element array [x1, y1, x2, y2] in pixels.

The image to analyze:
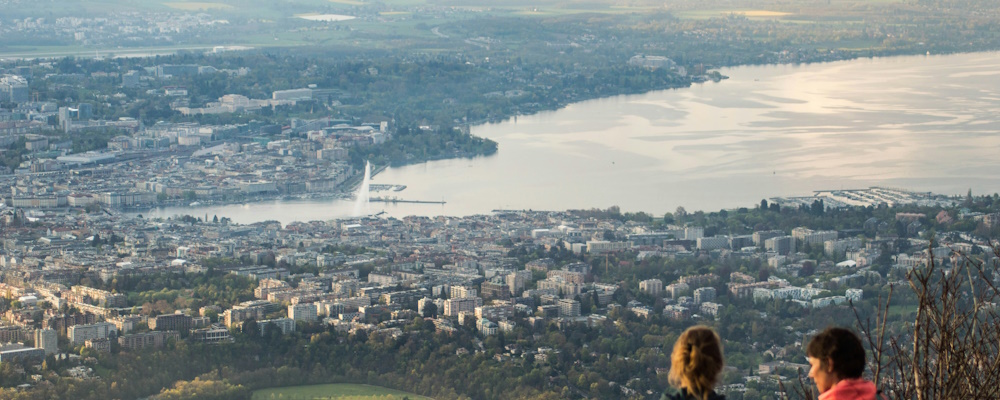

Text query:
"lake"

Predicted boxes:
[[140, 52, 1000, 225]]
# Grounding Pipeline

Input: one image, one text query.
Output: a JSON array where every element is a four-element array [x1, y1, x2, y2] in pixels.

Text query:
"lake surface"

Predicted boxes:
[[141, 52, 1000, 225]]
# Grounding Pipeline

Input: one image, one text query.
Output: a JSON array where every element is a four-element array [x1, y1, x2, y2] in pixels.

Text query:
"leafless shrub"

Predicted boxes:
[[781, 242, 1000, 399], [852, 242, 1000, 399]]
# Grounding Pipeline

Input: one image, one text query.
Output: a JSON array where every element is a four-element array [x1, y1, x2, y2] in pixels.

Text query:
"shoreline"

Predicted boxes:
[[104, 51, 1000, 222]]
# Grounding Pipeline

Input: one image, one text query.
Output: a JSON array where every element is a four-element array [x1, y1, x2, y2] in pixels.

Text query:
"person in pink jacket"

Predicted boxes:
[[806, 327, 878, 400]]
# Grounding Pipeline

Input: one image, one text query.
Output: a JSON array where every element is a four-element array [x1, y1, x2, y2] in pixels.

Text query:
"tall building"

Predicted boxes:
[[34, 329, 58, 355], [825, 238, 863, 256], [77, 103, 93, 120], [450, 285, 477, 299], [507, 270, 531, 296], [0, 326, 24, 343], [43, 313, 98, 335], [443, 297, 482, 317], [753, 230, 785, 246], [765, 236, 796, 255], [0, 75, 29, 103], [288, 303, 318, 322], [729, 235, 754, 250], [697, 236, 729, 251], [223, 301, 275, 327], [85, 338, 111, 353], [586, 240, 629, 253], [693, 287, 717, 304], [480, 280, 511, 300], [475, 304, 514, 321], [665, 282, 689, 299], [119, 331, 180, 350], [684, 226, 705, 241], [558, 298, 581, 318], [68, 322, 117, 345], [259, 318, 296, 335], [58, 107, 73, 132], [150, 313, 193, 331], [639, 279, 663, 296]]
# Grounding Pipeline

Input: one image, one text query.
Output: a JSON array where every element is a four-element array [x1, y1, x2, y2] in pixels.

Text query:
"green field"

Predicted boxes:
[[163, 2, 235, 10], [887, 304, 919, 318], [675, 9, 794, 20], [251, 383, 432, 400]]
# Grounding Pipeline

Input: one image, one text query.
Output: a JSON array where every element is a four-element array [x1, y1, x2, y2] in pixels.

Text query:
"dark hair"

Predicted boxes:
[[806, 327, 866, 379], [669, 325, 724, 400]]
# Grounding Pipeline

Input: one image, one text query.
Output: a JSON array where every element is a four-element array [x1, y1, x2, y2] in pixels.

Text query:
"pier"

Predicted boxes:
[[371, 197, 445, 205]]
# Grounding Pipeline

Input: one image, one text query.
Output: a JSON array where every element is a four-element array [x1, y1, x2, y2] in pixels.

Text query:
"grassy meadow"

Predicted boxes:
[[251, 383, 432, 400]]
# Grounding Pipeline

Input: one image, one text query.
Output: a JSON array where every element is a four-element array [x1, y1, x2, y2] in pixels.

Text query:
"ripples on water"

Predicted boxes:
[[141, 52, 1000, 224]]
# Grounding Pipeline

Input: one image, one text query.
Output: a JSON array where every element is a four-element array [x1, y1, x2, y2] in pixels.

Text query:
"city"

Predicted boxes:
[[0, 158, 998, 397], [3, 0, 1000, 398]]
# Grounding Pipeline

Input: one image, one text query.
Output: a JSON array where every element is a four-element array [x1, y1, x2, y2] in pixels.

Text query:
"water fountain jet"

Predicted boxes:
[[353, 161, 372, 217]]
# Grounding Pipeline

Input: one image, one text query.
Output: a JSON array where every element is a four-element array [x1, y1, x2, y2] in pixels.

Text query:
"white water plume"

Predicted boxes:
[[353, 161, 372, 216]]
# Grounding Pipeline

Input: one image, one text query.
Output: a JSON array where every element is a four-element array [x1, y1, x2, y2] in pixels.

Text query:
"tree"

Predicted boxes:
[[810, 199, 825, 216], [421, 302, 437, 318], [662, 212, 675, 224]]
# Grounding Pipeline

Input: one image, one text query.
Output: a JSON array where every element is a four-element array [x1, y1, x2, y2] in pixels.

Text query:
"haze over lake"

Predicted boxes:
[[142, 52, 1000, 224]]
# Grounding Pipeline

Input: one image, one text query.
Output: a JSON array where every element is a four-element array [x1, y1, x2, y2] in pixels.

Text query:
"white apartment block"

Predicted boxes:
[[697, 236, 728, 251], [792, 228, 838, 246], [825, 238, 863, 256], [665, 282, 689, 299], [639, 279, 663, 296], [558, 298, 581, 318], [288, 303, 318, 322], [68, 322, 117, 345], [34, 329, 57, 355], [586, 240, 629, 253], [443, 297, 483, 317], [259, 318, 296, 335], [450, 285, 478, 299], [694, 287, 716, 304]]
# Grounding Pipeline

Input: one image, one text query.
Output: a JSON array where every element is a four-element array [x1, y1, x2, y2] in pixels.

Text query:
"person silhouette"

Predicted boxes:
[[806, 327, 877, 400], [666, 325, 726, 400]]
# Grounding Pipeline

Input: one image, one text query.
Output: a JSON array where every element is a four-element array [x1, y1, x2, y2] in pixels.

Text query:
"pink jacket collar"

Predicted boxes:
[[818, 378, 877, 400]]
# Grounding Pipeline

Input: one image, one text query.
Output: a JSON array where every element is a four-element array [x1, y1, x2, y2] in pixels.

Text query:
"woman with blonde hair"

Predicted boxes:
[[667, 325, 726, 400]]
